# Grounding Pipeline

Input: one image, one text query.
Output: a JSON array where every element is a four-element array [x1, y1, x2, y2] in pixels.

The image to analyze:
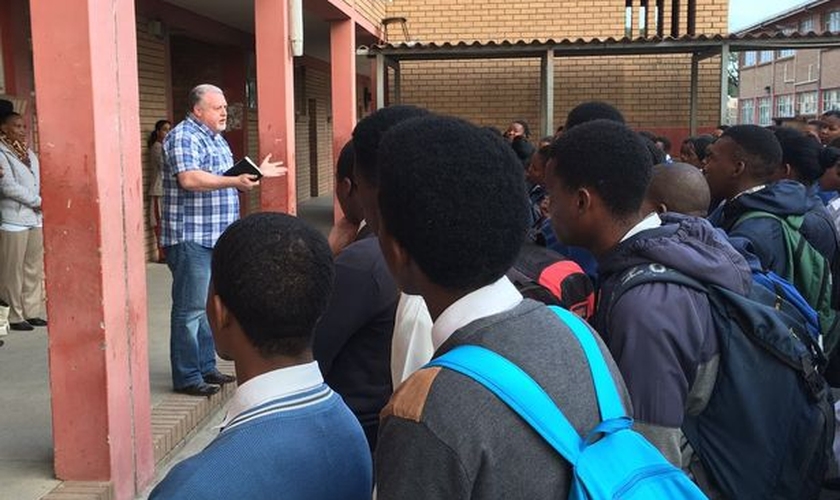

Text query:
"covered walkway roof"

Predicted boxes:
[[358, 32, 840, 135]]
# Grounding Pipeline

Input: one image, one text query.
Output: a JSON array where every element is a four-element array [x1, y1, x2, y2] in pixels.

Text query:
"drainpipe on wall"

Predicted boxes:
[[290, 0, 303, 56]]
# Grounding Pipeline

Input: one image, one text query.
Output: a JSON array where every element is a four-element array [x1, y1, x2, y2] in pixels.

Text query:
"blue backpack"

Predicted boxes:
[[427, 306, 707, 500], [608, 264, 834, 500]]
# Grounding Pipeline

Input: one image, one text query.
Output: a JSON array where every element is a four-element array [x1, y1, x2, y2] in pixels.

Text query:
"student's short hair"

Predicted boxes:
[[822, 110, 840, 120], [377, 115, 528, 291], [774, 127, 825, 184], [721, 125, 783, 180], [336, 140, 355, 182], [550, 119, 652, 218], [640, 134, 666, 165], [683, 135, 716, 163], [647, 162, 711, 217], [565, 101, 625, 130], [717, 124, 731, 132], [352, 105, 430, 186], [655, 135, 672, 152], [211, 213, 335, 358], [511, 119, 531, 138], [821, 146, 840, 170]]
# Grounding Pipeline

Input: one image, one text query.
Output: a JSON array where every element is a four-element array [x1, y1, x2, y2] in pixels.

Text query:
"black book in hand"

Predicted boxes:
[[224, 156, 263, 179]]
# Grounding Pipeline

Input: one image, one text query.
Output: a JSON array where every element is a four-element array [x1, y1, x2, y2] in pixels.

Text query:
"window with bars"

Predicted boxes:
[[758, 51, 774, 64], [778, 49, 795, 58], [743, 51, 757, 66], [798, 91, 818, 115], [758, 97, 772, 125], [823, 89, 840, 113], [776, 94, 794, 118], [740, 100, 755, 124], [800, 16, 815, 33]]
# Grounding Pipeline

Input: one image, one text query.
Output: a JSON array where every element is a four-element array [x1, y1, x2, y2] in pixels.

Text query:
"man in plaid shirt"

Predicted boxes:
[[162, 84, 284, 396]]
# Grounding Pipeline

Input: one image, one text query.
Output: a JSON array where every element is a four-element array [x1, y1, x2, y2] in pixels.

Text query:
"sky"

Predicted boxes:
[[729, 0, 812, 31]]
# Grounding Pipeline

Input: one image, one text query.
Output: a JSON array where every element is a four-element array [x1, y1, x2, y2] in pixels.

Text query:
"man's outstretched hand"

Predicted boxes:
[[259, 153, 288, 177]]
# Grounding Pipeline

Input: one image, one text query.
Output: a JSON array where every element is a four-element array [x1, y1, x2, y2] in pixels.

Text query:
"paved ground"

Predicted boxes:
[[0, 196, 334, 500]]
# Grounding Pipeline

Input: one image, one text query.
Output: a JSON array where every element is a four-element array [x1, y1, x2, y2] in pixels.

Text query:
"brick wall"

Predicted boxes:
[[352, 0, 388, 34], [387, 0, 728, 43], [387, 0, 727, 136], [293, 60, 334, 203], [136, 14, 170, 262]]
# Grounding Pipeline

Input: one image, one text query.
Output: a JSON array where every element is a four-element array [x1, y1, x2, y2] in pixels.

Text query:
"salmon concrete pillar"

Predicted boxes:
[[331, 18, 356, 221], [255, 0, 297, 213], [29, 1, 154, 498]]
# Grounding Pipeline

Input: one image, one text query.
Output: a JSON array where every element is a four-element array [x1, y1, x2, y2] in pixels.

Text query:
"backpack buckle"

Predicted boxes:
[[801, 355, 826, 401]]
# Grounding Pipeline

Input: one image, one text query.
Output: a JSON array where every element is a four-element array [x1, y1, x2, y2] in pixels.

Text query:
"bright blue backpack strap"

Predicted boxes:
[[548, 306, 627, 421], [427, 345, 583, 463]]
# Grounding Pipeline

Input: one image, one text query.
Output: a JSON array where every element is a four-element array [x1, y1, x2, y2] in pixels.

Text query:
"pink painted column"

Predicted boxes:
[[255, 0, 297, 214], [330, 18, 357, 222], [29, 1, 154, 498]]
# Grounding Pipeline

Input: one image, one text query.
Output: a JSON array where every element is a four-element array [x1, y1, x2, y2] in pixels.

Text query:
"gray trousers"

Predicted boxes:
[[0, 228, 45, 323]]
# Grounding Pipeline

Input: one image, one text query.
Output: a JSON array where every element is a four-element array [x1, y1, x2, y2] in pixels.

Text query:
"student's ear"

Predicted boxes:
[[575, 187, 592, 213], [732, 159, 747, 178], [208, 292, 233, 332], [378, 226, 420, 294], [656, 202, 668, 215]]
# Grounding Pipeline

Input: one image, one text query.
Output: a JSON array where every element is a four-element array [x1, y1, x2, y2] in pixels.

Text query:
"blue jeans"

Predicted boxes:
[[166, 242, 217, 389]]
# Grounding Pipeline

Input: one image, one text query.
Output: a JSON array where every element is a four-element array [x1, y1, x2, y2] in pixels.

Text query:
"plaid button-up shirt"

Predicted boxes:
[[161, 115, 238, 248]]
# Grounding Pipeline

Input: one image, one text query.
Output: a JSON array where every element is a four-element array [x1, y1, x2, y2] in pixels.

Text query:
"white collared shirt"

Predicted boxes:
[[430, 276, 523, 350], [619, 212, 663, 243], [218, 361, 323, 429]]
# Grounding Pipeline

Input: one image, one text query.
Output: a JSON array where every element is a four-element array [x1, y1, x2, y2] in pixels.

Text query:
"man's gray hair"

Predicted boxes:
[[188, 84, 224, 112]]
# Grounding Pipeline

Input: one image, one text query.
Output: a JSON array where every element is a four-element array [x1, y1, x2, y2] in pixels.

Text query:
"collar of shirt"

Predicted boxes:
[[356, 219, 368, 235], [186, 114, 220, 138], [619, 212, 663, 243], [217, 361, 323, 429], [431, 276, 523, 350], [731, 184, 767, 202]]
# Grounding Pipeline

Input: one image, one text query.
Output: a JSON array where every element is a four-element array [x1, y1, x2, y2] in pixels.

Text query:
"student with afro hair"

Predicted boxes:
[[544, 119, 752, 497], [150, 213, 372, 500], [375, 115, 629, 499], [351, 105, 435, 386]]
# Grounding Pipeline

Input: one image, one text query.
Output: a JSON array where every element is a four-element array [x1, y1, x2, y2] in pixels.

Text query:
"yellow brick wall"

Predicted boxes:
[[136, 14, 169, 262], [352, 0, 388, 34], [387, 0, 728, 132], [294, 62, 334, 203]]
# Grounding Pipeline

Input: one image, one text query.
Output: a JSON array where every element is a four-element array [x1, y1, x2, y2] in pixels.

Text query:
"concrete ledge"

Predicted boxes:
[[40, 482, 112, 500], [40, 361, 236, 500]]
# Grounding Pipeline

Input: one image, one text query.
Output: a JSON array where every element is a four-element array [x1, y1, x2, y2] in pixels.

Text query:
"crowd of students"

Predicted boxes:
[[150, 101, 840, 499]]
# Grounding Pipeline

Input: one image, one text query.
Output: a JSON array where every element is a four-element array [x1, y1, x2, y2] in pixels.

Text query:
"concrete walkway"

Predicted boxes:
[[0, 196, 334, 500]]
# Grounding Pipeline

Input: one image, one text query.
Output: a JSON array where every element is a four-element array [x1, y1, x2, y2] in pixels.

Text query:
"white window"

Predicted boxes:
[[740, 99, 755, 124], [826, 10, 840, 32], [743, 51, 757, 66], [758, 97, 772, 125], [800, 16, 815, 33], [776, 94, 794, 117], [778, 49, 795, 58], [823, 89, 840, 113], [798, 91, 818, 115], [759, 51, 774, 64]]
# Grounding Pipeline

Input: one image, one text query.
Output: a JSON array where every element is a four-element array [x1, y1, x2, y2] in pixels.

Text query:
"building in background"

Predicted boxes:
[[379, 0, 730, 145], [736, 0, 840, 125]]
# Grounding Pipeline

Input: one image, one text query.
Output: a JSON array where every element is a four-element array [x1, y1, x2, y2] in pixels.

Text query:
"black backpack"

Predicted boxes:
[[608, 264, 834, 500]]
